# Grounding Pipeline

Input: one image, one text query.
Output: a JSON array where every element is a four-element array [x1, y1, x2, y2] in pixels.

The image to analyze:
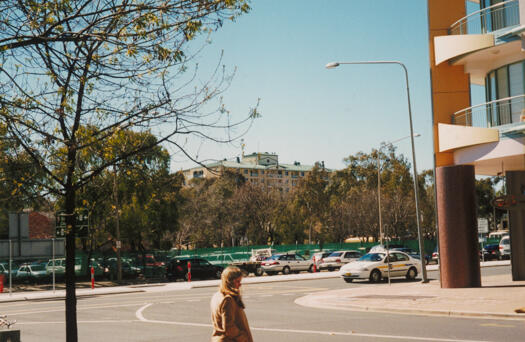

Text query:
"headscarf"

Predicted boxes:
[[220, 266, 245, 309]]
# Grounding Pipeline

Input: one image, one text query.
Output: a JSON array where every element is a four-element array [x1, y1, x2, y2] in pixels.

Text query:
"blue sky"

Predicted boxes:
[[169, 0, 472, 173]]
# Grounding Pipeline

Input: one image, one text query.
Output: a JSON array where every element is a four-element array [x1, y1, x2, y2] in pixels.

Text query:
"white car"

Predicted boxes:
[[319, 250, 361, 271], [261, 254, 313, 275], [339, 251, 421, 283], [499, 236, 511, 259]]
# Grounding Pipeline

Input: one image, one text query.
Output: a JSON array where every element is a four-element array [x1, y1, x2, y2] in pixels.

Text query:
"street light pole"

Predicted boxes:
[[377, 153, 383, 246], [326, 60, 428, 283]]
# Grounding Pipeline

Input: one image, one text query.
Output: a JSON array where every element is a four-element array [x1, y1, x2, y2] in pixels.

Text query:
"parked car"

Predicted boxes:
[[310, 251, 333, 270], [390, 247, 431, 265], [431, 247, 439, 264], [481, 244, 500, 261], [16, 263, 49, 283], [106, 260, 140, 279], [249, 248, 276, 262], [46, 257, 83, 277], [166, 257, 223, 281], [499, 237, 511, 260], [261, 253, 313, 275], [319, 250, 361, 271], [339, 251, 421, 283]]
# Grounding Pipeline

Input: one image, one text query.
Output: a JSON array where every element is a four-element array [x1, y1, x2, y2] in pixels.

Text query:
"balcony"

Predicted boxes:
[[452, 94, 525, 129], [449, 0, 519, 35]]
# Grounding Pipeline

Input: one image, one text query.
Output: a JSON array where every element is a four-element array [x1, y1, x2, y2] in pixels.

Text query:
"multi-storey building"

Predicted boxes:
[[182, 152, 324, 192], [429, 0, 525, 286]]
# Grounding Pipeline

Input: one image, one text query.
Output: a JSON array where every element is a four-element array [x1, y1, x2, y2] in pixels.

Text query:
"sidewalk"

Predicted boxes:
[[296, 261, 525, 320]]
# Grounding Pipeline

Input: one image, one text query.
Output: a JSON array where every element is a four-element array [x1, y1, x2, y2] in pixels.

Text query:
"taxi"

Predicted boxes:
[[338, 251, 421, 283]]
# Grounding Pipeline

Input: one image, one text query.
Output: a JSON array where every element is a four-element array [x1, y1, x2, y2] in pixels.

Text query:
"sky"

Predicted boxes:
[[167, 0, 481, 173]]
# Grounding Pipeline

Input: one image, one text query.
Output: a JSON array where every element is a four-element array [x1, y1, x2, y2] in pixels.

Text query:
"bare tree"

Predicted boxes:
[[0, 1, 254, 341]]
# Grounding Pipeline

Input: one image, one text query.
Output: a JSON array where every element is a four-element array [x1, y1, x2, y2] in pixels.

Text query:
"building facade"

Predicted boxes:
[[182, 153, 324, 193], [429, 0, 525, 285]]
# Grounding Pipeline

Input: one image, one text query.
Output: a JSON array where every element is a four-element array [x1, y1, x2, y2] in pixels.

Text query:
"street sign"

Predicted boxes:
[[55, 209, 90, 238], [477, 218, 489, 234]]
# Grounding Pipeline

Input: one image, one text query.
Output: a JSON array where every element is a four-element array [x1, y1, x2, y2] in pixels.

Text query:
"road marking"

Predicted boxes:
[[135, 303, 493, 342], [15, 320, 139, 325]]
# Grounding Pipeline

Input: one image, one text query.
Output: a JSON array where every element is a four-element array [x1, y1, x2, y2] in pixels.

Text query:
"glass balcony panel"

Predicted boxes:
[[452, 94, 525, 128], [449, 0, 519, 35]]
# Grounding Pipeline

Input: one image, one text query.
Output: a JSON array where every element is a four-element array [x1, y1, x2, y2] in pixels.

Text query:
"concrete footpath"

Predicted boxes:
[[296, 261, 525, 320], [2, 261, 524, 321]]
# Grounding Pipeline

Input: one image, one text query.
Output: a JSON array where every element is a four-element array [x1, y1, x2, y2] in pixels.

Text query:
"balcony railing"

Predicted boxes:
[[452, 94, 525, 128], [449, 0, 519, 35]]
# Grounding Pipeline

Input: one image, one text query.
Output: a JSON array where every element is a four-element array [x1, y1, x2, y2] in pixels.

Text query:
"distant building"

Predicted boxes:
[[182, 152, 327, 193], [28, 212, 53, 239]]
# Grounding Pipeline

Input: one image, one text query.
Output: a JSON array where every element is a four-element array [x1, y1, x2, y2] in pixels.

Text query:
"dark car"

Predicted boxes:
[[481, 244, 500, 261], [106, 260, 140, 279], [166, 257, 223, 281]]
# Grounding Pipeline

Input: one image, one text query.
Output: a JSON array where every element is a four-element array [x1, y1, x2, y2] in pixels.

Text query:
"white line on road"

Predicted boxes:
[[15, 320, 139, 325], [135, 303, 493, 342]]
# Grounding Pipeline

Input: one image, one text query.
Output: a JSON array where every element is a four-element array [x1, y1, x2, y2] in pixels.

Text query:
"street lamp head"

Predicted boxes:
[[325, 62, 340, 69]]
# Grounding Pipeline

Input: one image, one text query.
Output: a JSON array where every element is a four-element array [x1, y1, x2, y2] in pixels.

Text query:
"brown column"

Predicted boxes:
[[436, 165, 481, 288], [506, 171, 525, 280]]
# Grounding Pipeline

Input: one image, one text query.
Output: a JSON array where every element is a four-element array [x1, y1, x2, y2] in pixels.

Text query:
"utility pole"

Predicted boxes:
[[113, 165, 122, 282]]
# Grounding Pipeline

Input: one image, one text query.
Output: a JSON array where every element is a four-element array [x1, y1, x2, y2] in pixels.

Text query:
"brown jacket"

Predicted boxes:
[[210, 291, 253, 342]]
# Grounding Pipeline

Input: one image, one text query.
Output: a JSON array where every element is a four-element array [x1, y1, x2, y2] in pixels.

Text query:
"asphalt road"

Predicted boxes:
[[3, 265, 524, 342]]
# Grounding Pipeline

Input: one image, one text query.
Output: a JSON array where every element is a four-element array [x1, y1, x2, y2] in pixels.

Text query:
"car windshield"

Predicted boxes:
[[359, 253, 385, 262], [328, 252, 342, 257], [268, 255, 281, 260]]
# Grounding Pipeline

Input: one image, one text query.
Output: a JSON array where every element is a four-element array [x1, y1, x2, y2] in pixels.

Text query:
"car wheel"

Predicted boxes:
[[406, 267, 417, 280], [327, 267, 334, 272], [282, 266, 291, 275], [254, 267, 263, 277], [344, 278, 353, 283], [308, 265, 314, 273], [215, 269, 222, 279], [369, 269, 382, 283]]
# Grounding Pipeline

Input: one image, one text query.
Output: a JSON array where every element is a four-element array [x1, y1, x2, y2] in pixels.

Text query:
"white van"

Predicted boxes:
[[488, 231, 509, 241]]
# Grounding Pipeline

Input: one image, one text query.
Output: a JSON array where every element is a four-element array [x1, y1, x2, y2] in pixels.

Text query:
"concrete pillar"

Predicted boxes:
[[505, 171, 525, 281], [436, 165, 481, 288]]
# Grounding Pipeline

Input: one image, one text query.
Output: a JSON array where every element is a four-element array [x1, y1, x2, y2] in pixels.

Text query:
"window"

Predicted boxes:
[[192, 170, 204, 178], [485, 61, 525, 125], [301, 172, 305, 177], [395, 253, 409, 261], [285, 171, 289, 176], [244, 169, 248, 174]]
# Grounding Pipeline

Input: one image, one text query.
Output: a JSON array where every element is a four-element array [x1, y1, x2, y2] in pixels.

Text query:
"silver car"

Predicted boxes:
[[319, 250, 361, 271], [261, 254, 313, 275]]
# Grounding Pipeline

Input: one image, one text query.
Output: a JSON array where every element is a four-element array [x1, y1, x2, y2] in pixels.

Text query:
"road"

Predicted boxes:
[[3, 265, 524, 342]]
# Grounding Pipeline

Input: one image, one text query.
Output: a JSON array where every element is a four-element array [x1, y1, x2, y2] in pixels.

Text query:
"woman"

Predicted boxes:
[[210, 266, 253, 342]]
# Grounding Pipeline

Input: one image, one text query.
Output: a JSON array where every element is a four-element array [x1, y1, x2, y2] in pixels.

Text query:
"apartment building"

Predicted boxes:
[[429, 0, 525, 285], [182, 153, 324, 192]]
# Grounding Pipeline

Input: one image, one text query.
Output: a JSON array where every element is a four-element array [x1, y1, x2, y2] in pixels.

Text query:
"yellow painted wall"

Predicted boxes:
[[428, 0, 471, 167]]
